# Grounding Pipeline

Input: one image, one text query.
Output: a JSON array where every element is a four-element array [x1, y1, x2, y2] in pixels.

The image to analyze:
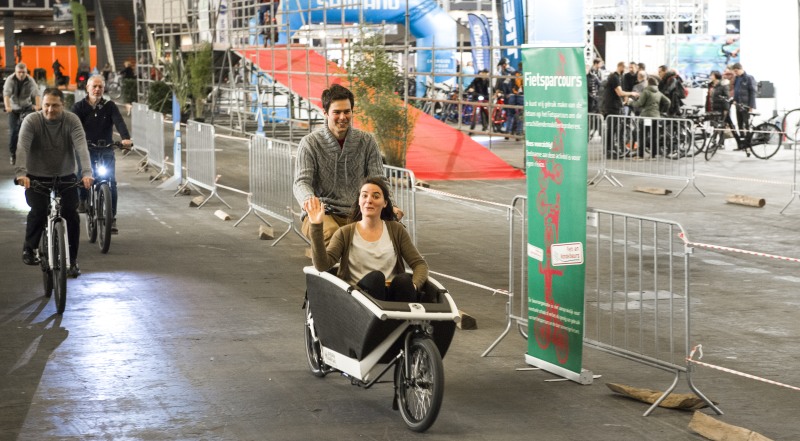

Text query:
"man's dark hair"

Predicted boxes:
[[710, 70, 722, 80], [593, 58, 602, 66], [732, 62, 743, 70], [638, 62, 646, 71], [647, 77, 658, 87], [42, 87, 64, 102], [321, 84, 354, 113], [658, 65, 668, 72]]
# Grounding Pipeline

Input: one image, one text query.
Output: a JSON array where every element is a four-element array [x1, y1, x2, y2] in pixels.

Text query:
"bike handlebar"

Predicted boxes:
[[87, 140, 131, 151]]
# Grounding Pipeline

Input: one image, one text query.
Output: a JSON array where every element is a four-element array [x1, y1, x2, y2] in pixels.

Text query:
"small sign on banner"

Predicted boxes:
[[528, 243, 544, 262], [551, 242, 584, 266]]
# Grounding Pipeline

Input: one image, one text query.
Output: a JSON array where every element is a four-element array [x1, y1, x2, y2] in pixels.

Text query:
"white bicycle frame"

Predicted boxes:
[[44, 191, 72, 270]]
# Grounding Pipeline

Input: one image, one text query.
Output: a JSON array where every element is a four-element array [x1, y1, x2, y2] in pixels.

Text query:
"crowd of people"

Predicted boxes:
[[588, 57, 759, 159]]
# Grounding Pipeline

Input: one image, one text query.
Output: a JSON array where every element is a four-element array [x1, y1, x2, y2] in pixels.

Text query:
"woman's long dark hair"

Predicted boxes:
[[348, 177, 397, 223]]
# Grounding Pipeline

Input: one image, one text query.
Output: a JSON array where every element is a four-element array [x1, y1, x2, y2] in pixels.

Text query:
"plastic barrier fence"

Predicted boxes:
[[176, 121, 230, 209]]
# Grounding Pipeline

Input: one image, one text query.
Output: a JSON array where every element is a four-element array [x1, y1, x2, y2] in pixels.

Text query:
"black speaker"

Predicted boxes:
[[757, 81, 775, 98]]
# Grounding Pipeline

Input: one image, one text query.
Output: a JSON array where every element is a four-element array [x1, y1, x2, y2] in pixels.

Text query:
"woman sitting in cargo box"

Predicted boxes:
[[307, 177, 428, 303]]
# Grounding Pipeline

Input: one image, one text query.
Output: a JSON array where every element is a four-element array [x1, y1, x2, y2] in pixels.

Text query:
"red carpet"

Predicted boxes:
[[238, 47, 525, 181]]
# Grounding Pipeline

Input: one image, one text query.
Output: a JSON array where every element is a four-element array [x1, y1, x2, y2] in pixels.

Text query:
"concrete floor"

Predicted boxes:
[[1, 114, 799, 440]]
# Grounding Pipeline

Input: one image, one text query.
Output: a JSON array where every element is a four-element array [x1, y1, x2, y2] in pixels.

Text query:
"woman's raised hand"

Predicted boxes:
[[305, 196, 325, 224]]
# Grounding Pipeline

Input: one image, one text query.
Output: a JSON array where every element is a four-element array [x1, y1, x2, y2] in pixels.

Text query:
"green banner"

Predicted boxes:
[[70, 1, 90, 67], [523, 45, 589, 381]]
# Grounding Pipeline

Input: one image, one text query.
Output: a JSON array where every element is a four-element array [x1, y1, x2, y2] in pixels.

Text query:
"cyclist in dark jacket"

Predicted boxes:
[[72, 75, 133, 234]]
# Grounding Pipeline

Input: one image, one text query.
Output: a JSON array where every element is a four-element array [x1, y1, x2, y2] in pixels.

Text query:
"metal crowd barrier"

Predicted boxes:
[[144, 110, 168, 181], [584, 208, 719, 416], [781, 136, 800, 214], [129, 103, 150, 159], [587, 113, 604, 185], [593, 115, 704, 197], [176, 120, 231, 209], [234, 135, 303, 246], [482, 195, 528, 357], [384, 165, 417, 245]]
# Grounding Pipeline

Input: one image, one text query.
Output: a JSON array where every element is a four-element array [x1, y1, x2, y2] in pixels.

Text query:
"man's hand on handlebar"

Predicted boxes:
[[81, 176, 94, 189], [121, 139, 133, 150], [16, 176, 30, 188]]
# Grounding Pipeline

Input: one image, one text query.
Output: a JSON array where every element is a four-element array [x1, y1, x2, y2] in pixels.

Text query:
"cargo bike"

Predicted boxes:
[[302, 266, 460, 432]]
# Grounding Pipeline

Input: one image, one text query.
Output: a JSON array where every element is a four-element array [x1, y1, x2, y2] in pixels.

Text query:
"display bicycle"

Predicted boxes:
[[302, 266, 460, 432]]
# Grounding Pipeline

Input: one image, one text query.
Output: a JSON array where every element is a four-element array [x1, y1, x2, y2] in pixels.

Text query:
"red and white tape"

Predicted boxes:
[[679, 234, 800, 264], [688, 345, 800, 392]]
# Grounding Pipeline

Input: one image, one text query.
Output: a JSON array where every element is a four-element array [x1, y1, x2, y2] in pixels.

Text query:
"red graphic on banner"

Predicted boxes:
[[533, 119, 569, 364]]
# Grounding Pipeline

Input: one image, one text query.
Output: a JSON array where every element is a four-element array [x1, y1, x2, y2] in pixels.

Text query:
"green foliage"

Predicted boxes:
[[187, 42, 213, 119], [347, 34, 416, 167], [122, 78, 137, 104], [147, 80, 173, 113], [163, 55, 190, 112]]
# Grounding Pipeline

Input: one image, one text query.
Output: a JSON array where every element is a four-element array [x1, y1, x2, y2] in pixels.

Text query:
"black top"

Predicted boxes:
[[621, 71, 637, 92], [71, 97, 131, 145], [602, 72, 622, 115]]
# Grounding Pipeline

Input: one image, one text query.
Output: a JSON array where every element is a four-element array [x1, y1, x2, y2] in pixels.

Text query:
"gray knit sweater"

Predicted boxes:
[[293, 126, 385, 216], [15, 111, 92, 180]]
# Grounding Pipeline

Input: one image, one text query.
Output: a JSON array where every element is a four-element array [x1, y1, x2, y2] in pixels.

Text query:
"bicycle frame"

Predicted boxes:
[[40, 184, 72, 271]]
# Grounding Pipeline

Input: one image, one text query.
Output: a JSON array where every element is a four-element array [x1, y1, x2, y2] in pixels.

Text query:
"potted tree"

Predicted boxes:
[[187, 42, 213, 122], [347, 34, 417, 168]]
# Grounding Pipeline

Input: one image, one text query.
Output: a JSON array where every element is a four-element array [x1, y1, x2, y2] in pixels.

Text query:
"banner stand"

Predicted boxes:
[[525, 355, 594, 385]]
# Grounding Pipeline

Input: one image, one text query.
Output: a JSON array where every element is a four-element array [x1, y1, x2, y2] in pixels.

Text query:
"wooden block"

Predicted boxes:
[[457, 310, 477, 330], [258, 225, 274, 240], [415, 179, 430, 188], [189, 195, 204, 207], [214, 210, 231, 221], [634, 186, 672, 195], [606, 383, 712, 410], [726, 194, 766, 208], [688, 411, 773, 441]]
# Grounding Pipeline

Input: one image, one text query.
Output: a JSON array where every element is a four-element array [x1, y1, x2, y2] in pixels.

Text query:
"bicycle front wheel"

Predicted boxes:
[[86, 189, 98, 243], [98, 184, 113, 253], [692, 125, 707, 156], [106, 82, 122, 100], [783, 108, 800, 142], [749, 123, 782, 159], [395, 337, 444, 433], [52, 221, 68, 314], [39, 233, 53, 297]]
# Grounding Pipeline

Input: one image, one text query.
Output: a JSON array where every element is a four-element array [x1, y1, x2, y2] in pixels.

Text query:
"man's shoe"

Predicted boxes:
[[22, 248, 40, 266], [67, 263, 81, 278], [111, 220, 118, 235], [77, 200, 87, 213], [10, 154, 15, 165]]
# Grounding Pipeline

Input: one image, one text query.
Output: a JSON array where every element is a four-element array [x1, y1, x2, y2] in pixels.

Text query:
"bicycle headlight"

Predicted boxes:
[[97, 165, 108, 177]]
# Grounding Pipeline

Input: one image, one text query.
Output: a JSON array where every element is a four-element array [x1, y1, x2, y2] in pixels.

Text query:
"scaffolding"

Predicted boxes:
[[132, 1, 740, 142]]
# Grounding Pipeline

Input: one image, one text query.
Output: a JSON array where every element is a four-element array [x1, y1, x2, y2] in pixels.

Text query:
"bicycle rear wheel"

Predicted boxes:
[[705, 131, 723, 161], [39, 233, 53, 297], [303, 303, 326, 377], [98, 184, 113, 253], [395, 337, 444, 433], [749, 123, 782, 159], [692, 125, 707, 156], [52, 221, 67, 314]]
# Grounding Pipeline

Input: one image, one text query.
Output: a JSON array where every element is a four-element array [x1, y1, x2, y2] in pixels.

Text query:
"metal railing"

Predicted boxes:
[[593, 115, 704, 197], [129, 103, 150, 159], [234, 135, 302, 246], [175, 120, 230, 209], [482, 195, 528, 357], [584, 207, 719, 416], [384, 165, 417, 245], [781, 134, 800, 214]]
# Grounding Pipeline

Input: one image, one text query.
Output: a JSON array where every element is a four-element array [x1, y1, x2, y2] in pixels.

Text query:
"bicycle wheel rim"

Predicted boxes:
[[53, 222, 67, 314], [98, 185, 113, 253], [749, 123, 782, 159]]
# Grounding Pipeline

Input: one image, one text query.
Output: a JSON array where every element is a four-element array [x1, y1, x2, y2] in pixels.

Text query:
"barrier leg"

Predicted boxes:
[[481, 301, 514, 357], [643, 371, 680, 417]]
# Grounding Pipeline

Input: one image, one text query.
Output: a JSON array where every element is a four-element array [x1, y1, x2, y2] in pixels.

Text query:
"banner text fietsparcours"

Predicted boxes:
[[524, 72, 583, 90]]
